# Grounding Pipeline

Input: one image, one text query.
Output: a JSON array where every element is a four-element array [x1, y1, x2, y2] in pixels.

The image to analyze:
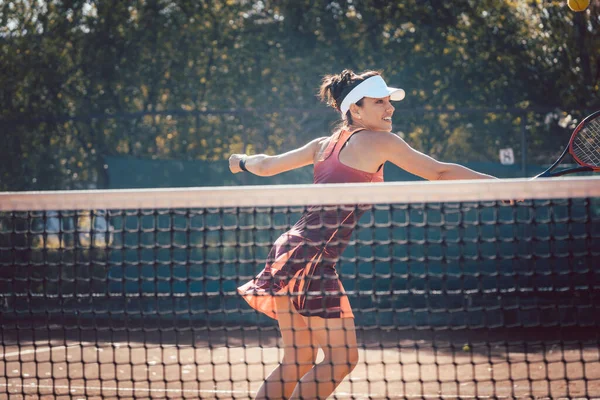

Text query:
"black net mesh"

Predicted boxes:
[[1, 182, 600, 399]]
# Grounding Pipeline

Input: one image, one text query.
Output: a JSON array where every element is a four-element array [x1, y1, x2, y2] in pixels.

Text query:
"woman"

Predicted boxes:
[[228, 69, 494, 399]]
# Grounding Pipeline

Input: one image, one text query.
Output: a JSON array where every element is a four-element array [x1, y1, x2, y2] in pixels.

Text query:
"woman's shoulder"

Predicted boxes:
[[353, 131, 404, 156], [311, 135, 333, 163], [354, 130, 398, 143], [312, 135, 331, 152]]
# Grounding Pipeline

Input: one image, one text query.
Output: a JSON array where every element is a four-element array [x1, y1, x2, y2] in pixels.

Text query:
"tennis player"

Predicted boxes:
[[229, 69, 495, 399]]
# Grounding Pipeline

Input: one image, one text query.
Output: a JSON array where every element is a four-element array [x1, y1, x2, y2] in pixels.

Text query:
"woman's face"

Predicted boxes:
[[351, 96, 395, 132]]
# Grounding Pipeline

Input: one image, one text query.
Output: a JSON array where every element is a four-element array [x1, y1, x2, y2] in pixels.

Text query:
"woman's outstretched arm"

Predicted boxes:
[[229, 137, 327, 176], [375, 132, 496, 181]]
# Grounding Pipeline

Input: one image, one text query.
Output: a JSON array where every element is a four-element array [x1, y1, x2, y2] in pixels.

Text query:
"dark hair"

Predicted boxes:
[[318, 69, 381, 125]]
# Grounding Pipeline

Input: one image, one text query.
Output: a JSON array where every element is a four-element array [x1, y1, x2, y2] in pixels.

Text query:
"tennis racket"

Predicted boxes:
[[535, 110, 600, 178]]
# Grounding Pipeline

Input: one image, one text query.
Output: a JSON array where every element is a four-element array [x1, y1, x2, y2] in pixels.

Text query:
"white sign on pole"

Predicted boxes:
[[499, 148, 515, 165]]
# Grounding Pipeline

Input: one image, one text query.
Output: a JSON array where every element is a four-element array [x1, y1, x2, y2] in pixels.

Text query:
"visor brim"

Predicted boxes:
[[388, 87, 406, 101]]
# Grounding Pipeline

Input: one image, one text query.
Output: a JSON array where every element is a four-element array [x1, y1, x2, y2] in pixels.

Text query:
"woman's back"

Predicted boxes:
[[314, 128, 384, 184]]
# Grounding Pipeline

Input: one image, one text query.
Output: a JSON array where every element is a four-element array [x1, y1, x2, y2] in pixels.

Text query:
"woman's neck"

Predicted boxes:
[[348, 123, 367, 131]]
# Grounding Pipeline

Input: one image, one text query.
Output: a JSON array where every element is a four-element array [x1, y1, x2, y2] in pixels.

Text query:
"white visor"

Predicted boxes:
[[339, 75, 405, 115]]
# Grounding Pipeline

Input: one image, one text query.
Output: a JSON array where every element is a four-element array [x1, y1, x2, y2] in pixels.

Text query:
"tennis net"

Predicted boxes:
[[1, 177, 599, 399]]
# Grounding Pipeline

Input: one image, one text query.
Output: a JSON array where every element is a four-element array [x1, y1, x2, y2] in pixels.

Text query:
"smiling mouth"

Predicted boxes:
[[383, 117, 392, 122]]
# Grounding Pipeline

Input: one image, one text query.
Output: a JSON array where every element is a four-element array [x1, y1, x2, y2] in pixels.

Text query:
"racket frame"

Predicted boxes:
[[535, 110, 600, 178]]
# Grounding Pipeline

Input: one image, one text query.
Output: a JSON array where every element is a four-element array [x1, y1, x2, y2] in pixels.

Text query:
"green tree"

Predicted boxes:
[[1, 0, 598, 191]]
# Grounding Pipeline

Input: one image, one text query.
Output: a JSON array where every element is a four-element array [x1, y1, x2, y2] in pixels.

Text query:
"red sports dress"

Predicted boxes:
[[237, 128, 384, 319]]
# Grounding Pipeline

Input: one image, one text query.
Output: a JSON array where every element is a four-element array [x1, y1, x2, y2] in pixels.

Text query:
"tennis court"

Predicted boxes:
[[1, 178, 600, 399], [2, 327, 599, 399]]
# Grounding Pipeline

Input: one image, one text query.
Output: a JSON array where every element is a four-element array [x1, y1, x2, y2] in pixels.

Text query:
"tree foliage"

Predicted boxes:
[[1, 0, 598, 190]]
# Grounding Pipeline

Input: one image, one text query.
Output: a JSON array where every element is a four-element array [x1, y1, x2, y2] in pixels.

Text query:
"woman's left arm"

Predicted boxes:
[[375, 132, 496, 181]]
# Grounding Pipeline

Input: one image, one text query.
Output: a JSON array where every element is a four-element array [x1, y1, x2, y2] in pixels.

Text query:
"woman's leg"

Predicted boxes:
[[289, 317, 359, 400], [254, 295, 319, 400]]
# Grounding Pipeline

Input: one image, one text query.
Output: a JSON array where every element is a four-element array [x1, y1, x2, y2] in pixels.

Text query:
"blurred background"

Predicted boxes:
[[1, 0, 599, 191]]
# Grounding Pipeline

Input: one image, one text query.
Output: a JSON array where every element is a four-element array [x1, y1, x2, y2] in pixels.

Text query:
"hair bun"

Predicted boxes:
[[339, 69, 354, 86]]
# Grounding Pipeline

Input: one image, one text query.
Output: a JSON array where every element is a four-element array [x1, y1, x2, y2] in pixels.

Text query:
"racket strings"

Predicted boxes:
[[572, 119, 600, 167]]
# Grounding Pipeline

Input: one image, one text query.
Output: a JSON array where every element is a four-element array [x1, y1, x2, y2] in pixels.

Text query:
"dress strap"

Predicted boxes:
[[320, 127, 366, 161], [336, 127, 366, 152]]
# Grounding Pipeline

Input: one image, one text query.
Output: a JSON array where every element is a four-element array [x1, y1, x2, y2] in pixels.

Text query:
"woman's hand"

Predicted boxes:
[[229, 154, 246, 174]]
